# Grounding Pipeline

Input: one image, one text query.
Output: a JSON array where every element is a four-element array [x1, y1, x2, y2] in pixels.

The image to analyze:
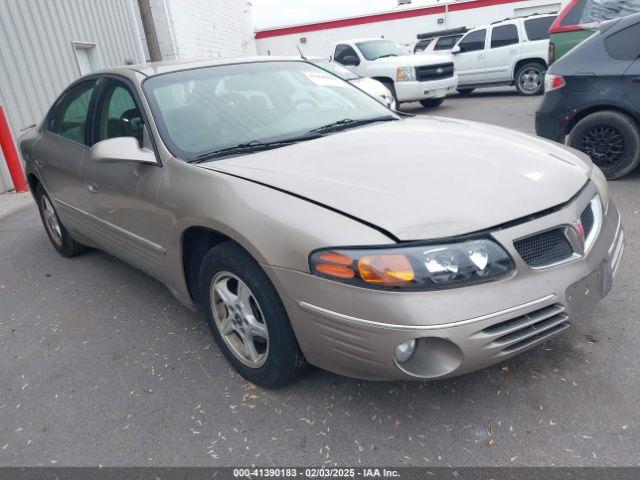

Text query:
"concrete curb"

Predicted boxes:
[[0, 191, 34, 220]]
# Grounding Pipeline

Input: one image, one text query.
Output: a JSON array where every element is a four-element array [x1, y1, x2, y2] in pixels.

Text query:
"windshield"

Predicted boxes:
[[356, 40, 409, 60], [311, 60, 359, 81], [143, 61, 395, 162]]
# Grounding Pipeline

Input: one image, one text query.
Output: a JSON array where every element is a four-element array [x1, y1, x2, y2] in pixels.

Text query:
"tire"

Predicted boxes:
[[515, 62, 545, 96], [199, 242, 306, 388], [419, 98, 445, 108], [569, 111, 640, 180], [457, 88, 475, 95], [35, 184, 88, 257]]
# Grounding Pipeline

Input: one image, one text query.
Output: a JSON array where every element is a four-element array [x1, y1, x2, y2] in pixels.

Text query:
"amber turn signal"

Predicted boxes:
[[358, 254, 415, 285]]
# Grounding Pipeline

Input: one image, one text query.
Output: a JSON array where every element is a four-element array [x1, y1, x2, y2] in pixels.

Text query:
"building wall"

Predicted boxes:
[[150, 0, 257, 60], [255, 0, 565, 56], [0, 0, 146, 193]]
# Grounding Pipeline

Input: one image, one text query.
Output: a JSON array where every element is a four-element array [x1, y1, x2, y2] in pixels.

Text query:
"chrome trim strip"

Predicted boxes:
[[297, 294, 557, 331], [611, 230, 624, 278], [54, 198, 167, 254], [609, 211, 622, 256]]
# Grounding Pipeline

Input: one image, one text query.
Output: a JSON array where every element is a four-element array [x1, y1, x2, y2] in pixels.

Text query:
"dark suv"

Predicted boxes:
[[536, 12, 640, 179]]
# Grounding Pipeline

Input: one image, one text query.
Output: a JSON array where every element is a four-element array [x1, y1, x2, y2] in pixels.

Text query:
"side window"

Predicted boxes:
[[605, 23, 640, 60], [491, 24, 519, 48], [524, 16, 556, 40], [434, 35, 463, 51], [414, 39, 432, 53], [48, 81, 96, 145], [563, 0, 640, 26], [458, 30, 486, 53], [95, 80, 145, 147], [334, 44, 360, 65]]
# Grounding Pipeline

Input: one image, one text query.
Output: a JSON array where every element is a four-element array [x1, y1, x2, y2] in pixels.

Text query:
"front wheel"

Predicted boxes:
[[457, 88, 475, 95], [199, 242, 306, 388], [419, 98, 445, 108], [515, 62, 545, 96], [569, 111, 640, 179]]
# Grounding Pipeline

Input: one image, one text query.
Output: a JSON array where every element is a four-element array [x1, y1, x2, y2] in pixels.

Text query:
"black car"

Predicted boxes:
[[536, 12, 640, 179]]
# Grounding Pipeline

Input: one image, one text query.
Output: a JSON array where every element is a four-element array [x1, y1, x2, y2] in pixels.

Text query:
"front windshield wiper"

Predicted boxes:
[[306, 116, 397, 135], [189, 135, 321, 163]]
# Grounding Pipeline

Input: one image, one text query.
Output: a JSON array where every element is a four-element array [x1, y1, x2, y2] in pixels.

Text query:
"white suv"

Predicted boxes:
[[452, 13, 557, 96], [332, 38, 458, 108]]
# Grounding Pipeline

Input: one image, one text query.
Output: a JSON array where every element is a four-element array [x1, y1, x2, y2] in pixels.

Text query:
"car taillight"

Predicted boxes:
[[545, 74, 566, 92]]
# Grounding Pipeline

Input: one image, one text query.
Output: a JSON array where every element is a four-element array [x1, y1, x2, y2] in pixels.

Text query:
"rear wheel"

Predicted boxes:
[[419, 98, 445, 108], [569, 111, 640, 179], [35, 184, 88, 257], [456, 88, 475, 95], [199, 242, 306, 388], [515, 62, 545, 96]]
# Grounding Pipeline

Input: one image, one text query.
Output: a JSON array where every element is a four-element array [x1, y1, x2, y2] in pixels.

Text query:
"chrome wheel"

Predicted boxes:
[[210, 272, 269, 368], [518, 68, 542, 94], [41, 195, 62, 246]]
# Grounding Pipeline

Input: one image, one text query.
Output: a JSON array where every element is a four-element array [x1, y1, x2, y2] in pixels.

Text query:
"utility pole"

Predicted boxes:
[[137, 0, 162, 62]]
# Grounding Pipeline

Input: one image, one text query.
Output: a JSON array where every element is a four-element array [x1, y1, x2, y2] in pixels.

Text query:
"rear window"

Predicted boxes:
[[561, 0, 640, 26], [604, 22, 640, 59], [524, 16, 556, 39]]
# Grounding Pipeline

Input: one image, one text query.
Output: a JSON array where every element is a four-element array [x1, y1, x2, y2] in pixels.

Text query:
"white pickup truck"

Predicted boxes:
[[331, 38, 458, 108]]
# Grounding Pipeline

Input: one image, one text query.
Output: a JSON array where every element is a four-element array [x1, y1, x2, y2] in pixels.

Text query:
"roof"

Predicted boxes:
[[94, 56, 300, 78]]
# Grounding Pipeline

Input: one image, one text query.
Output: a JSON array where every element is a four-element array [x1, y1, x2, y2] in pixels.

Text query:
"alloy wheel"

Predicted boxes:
[[210, 271, 269, 368], [41, 195, 63, 246], [518, 68, 541, 94], [580, 125, 625, 169]]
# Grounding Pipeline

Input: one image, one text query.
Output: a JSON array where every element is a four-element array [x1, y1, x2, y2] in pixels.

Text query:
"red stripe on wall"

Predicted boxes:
[[254, 0, 529, 39]]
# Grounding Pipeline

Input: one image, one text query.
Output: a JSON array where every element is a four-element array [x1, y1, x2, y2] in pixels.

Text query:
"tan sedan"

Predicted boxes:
[[20, 58, 624, 387]]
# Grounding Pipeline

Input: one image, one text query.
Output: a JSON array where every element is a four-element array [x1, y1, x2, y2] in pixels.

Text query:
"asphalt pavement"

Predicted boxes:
[[1, 88, 639, 467]]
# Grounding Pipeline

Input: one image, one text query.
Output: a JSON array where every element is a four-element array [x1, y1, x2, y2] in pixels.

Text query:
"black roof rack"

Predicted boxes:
[[490, 11, 557, 25], [416, 26, 468, 40]]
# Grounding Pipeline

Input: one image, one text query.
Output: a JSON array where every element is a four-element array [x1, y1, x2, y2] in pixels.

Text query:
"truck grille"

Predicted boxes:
[[514, 228, 574, 268], [415, 63, 454, 82]]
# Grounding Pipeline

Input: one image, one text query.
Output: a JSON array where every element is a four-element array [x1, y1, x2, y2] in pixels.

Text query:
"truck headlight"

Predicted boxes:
[[590, 166, 609, 213], [310, 238, 514, 290], [397, 66, 416, 82]]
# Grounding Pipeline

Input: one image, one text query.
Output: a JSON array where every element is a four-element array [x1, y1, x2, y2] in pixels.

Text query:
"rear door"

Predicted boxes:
[[485, 23, 521, 82], [453, 29, 488, 85], [34, 80, 97, 231]]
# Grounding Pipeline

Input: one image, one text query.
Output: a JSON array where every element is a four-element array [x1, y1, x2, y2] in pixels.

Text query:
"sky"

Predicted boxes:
[[251, 0, 399, 30]]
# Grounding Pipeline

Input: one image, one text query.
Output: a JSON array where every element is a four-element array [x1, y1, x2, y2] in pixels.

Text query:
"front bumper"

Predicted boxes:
[[394, 75, 458, 102], [265, 183, 624, 380]]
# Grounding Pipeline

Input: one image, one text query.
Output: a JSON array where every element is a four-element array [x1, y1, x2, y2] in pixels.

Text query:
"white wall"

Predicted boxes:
[[256, 0, 565, 57], [0, 0, 146, 193], [150, 0, 257, 60]]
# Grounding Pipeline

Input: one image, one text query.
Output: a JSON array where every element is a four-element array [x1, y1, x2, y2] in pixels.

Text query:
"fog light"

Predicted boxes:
[[394, 339, 417, 363]]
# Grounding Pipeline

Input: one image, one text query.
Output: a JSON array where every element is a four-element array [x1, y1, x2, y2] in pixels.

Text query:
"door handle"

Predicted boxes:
[[87, 183, 99, 194]]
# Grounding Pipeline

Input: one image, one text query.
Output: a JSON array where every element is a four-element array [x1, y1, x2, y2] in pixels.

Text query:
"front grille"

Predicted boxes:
[[514, 228, 574, 268], [482, 303, 570, 354], [581, 203, 594, 238], [415, 63, 454, 82]]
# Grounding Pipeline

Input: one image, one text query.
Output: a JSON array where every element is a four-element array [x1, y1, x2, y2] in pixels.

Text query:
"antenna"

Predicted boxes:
[[297, 45, 307, 60]]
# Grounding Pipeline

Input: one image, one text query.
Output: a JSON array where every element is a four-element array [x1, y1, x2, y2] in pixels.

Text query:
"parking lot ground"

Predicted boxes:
[[1, 90, 639, 467]]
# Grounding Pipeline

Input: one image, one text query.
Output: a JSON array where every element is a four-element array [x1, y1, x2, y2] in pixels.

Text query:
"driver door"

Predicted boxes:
[[81, 77, 169, 277], [453, 29, 488, 85]]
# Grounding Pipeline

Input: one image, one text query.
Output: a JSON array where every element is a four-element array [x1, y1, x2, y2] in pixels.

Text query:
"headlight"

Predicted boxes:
[[397, 66, 416, 82], [309, 238, 514, 290], [590, 166, 609, 213]]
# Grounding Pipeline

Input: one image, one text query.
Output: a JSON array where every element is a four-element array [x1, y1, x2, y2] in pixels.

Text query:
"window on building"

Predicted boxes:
[[491, 24, 519, 48], [458, 29, 486, 52], [524, 16, 556, 40], [95, 80, 145, 147], [48, 81, 96, 145]]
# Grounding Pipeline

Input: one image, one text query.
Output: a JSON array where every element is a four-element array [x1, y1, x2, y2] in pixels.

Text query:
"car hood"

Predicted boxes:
[[371, 54, 452, 67], [200, 117, 591, 241]]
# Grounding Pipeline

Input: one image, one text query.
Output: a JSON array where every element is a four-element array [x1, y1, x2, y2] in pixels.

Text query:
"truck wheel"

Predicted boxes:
[[199, 242, 306, 388], [457, 88, 475, 95], [569, 111, 640, 179], [419, 98, 445, 108], [35, 184, 88, 257], [515, 62, 545, 96]]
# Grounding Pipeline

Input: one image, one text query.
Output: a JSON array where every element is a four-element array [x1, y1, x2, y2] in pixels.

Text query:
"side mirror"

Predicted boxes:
[[342, 55, 359, 67], [451, 46, 461, 54], [90, 137, 156, 165]]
